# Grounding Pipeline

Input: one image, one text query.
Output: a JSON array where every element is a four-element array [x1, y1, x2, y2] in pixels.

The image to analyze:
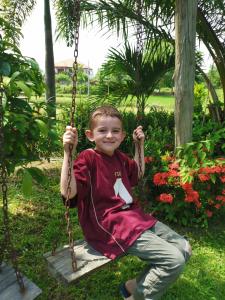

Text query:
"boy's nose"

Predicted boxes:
[[106, 131, 112, 138]]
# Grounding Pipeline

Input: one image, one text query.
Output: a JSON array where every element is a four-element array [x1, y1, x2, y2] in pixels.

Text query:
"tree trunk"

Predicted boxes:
[[197, 65, 222, 123], [174, 0, 197, 147], [44, 0, 56, 119], [197, 7, 225, 120]]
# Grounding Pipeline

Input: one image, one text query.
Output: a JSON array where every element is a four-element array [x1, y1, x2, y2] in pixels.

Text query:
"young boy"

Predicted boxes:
[[60, 105, 191, 300]]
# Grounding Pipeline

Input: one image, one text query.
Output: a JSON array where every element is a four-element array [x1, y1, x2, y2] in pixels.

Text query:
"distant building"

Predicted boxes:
[[55, 59, 93, 78]]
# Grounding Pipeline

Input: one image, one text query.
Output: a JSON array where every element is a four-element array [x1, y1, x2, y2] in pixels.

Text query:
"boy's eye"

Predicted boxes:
[[98, 129, 106, 133], [113, 129, 120, 133]]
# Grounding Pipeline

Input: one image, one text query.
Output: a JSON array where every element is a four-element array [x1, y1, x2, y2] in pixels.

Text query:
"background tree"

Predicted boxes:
[[174, 0, 197, 146], [44, 0, 56, 120], [96, 41, 175, 117]]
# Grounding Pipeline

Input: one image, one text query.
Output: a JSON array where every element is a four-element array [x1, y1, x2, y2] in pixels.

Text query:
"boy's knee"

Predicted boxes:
[[184, 240, 192, 261], [168, 249, 186, 273]]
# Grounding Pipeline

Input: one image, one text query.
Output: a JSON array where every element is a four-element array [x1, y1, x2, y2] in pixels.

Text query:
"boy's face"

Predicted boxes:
[[85, 115, 125, 156]]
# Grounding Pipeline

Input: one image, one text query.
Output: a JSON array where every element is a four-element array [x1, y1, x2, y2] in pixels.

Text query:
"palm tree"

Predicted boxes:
[[174, 0, 197, 146], [44, 0, 56, 120], [97, 41, 175, 118]]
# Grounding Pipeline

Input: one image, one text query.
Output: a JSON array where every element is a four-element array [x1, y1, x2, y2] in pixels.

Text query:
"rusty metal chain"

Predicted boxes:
[[64, 0, 81, 272], [0, 72, 25, 291], [136, 0, 144, 180], [136, 0, 143, 55]]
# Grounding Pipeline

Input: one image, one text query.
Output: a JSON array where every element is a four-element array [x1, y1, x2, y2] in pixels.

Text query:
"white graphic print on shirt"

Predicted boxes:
[[113, 178, 133, 204]]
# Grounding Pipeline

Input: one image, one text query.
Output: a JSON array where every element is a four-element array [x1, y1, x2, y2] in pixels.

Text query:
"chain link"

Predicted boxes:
[[0, 71, 25, 291], [136, 0, 144, 179], [136, 0, 143, 55], [64, 0, 81, 272]]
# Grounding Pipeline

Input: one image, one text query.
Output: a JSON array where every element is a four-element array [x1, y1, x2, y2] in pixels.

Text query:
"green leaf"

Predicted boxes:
[[10, 71, 20, 82], [35, 119, 48, 136], [199, 151, 206, 161], [27, 167, 45, 184], [16, 81, 32, 98], [22, 170, 33, 197], [210, 174, 216, 184], [0, 61, 11, 76]]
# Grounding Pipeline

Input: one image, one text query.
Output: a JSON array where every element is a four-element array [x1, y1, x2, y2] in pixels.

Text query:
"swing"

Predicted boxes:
[[44, 0, 144, 284], [0, 44, 42, 299]]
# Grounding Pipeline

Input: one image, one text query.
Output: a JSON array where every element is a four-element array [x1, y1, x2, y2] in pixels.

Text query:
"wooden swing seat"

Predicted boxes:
[[0, 262, 42, 300], [44, 240, 111, 284]]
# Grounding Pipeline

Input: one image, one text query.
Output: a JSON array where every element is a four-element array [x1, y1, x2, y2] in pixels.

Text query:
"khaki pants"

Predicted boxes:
[[126, 221, 191, 300]]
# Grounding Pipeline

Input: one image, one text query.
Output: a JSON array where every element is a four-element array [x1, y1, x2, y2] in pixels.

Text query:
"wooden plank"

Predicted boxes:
[[0, 262, 42, 300], [44, 240, 111, 284]]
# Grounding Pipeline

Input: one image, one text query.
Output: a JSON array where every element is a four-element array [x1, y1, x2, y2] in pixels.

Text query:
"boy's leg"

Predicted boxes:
[[126, 223, 191, 300], [150, 221, 192, 262]]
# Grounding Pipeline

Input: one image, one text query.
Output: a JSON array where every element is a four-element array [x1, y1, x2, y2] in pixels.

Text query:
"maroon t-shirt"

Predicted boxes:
[[73, 149, 157, 259]]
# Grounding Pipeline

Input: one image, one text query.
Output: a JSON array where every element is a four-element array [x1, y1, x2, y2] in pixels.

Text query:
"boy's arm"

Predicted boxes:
[[133, 126, 145, 179], [60, 126, 78, 199]]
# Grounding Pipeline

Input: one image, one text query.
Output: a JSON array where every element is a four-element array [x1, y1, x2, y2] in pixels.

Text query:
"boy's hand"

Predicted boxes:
[[133, 126, 145, 145], [63, 126, 78, 153]]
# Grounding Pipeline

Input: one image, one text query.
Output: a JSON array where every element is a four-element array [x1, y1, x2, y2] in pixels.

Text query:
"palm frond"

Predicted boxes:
[[96, 40, 175, 107], [1, 0, 36, 42]]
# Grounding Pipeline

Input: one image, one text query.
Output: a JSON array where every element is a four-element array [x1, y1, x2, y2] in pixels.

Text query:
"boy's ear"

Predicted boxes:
[[85, 130, 95, 142]]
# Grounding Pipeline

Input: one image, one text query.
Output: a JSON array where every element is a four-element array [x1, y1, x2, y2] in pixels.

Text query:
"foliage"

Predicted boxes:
[[143, 140, 225, 227], [0, 29, 59, 194], [194, 82, 208, 112], [55, 72, 71, 85], [0, 0, 36, 43], [55, 67, 89, 95], [95, 41, 175, 115], [207, 64, 222, 89], [157, 69, 174, 91]]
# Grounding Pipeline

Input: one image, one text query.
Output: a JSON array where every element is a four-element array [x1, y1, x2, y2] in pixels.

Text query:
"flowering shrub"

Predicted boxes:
[[143, 141, 225, 227]]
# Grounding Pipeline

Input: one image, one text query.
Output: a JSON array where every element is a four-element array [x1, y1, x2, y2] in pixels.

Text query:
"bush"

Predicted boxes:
[[143, 140, 225, 227]]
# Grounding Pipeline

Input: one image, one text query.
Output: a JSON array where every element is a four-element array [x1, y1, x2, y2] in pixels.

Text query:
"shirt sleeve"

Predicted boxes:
[[73, 150, 92, 201]]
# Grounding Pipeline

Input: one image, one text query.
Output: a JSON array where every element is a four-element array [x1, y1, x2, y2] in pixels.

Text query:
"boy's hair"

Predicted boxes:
[[88, 105, 123, 129]]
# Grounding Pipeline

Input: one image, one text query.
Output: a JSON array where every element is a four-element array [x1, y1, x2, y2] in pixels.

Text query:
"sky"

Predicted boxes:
[[19, 1, 212, 75], [20, 1, 123, 75]]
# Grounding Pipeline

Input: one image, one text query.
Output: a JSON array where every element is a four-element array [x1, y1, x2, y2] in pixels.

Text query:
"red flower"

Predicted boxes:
[[205, 210, 213, 218], [214, 204, 221, 209], [198, 174, 210, 182], [159, 193, 173, 204], [153, 173, 169, 185], [144, 156, 154, 163], [184, 190, 199, 203], [168, 169, 179, 177], [169, 162, 179, 170], [216, 195, 225, 203], [220, 175, 225, 183], [199, 166, 221, 174], [181, 182, 193, 191]]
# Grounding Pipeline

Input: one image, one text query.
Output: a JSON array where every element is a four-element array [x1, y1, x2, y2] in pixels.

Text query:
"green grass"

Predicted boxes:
[[32, 93, 175, 112], [1, 162, 225, 299]]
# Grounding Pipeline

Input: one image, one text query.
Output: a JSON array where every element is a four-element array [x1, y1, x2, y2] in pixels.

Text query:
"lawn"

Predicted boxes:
[[32, 92, 175, 112], [1, 161, 225, 300]]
